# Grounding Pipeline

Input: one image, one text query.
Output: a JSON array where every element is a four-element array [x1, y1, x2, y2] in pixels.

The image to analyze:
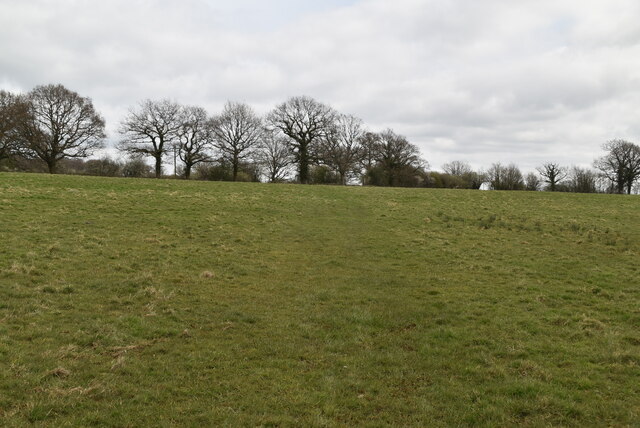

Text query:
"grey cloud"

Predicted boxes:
[[0, 0, 638, 172]]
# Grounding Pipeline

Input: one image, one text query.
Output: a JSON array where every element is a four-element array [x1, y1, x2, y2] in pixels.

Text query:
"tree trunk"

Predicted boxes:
[[185, 164, 192, 180], [47, 159, 57, 174], [155, 156, 162, 178], [616, 171, 624, 194], [299, 143, 309, 184], [232, 155, 239, 182]]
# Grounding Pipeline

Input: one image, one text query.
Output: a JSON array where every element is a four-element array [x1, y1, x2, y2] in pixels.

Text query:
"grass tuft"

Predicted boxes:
[[0, 173, 638, 426]]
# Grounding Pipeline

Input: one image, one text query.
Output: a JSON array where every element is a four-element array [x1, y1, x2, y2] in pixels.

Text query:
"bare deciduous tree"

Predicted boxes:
[[0, 90, 29, 162], [118, 99, 182, 178], [524, 172, 541, 191], [256, 131, 292, 183], [487, 163, 524, 190], [177, 106, 212, 179], [19, 84, 105, 173], [440, 160, 485, 189], [267, 96, 336, 184], [536, 162, 567, 191], [0, 91, 15, 160], [358, 131, 381, 185], [569, 166, 598, 193], [371, 129, 426, 187], [442, 160, 472, 176], [318, 114, 364, 185], [466, 170, 487, 190], [594, 139, 640, 194], [210, 102, 263, 182]]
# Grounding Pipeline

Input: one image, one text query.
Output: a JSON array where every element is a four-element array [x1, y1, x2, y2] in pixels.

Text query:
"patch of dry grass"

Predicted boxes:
[[0, 172, 638, 426]]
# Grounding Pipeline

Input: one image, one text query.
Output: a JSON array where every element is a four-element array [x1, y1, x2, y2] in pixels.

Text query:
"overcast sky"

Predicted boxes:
[[1, 0, 639, 171]]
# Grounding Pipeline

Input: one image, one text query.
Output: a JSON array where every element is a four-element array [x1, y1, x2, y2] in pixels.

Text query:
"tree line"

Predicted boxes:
[[1, 84, 639, 194]]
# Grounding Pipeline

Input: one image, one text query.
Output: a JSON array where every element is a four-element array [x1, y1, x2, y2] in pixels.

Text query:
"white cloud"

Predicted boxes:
[[1, 0, 639, 171]]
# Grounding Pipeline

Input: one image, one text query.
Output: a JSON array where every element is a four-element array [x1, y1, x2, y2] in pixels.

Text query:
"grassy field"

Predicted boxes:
[[0, 172, 639, 427]]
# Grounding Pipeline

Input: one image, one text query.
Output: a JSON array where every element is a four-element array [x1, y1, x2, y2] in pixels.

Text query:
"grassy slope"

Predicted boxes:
[[0, 173, 638, 427]]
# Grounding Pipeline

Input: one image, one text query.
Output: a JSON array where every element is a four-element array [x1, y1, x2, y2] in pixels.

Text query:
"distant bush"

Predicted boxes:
[[310, 165, 340, 184], [365, 165, 427, 187], [427, 172, 466, 189], [56, 158, 86, 175], [10, 156, 48, 173], [0, 157, 19, 172], [195, 161, 261, 182], [195, 163, 232, 181], [235, 171, 256, 182], [122, 157, 152, 178], [84, 158, 122, 177]]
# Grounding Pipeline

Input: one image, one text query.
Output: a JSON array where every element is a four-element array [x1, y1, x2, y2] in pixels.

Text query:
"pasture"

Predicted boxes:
[[0, 173, 638, 426]]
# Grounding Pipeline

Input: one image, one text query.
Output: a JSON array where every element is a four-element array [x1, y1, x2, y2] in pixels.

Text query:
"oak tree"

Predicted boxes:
[[267, 96, 336, 184], [210, 102, 263, 181], [177, 106, 212, 179], [0, 90, 29, 162], [118, 99, 182, 178], [536, 162, 567, 191], [318, 114, 364, 185], [20, 84, 105, 173], [594, 139, 640, 194], [256, 130, 292, 183]]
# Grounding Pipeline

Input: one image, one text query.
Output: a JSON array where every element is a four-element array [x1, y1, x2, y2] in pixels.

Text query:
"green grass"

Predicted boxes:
[[0, 172, 639, 427]]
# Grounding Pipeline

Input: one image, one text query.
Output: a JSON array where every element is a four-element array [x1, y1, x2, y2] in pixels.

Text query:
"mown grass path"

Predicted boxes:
[[0, 173, 638, 426]]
